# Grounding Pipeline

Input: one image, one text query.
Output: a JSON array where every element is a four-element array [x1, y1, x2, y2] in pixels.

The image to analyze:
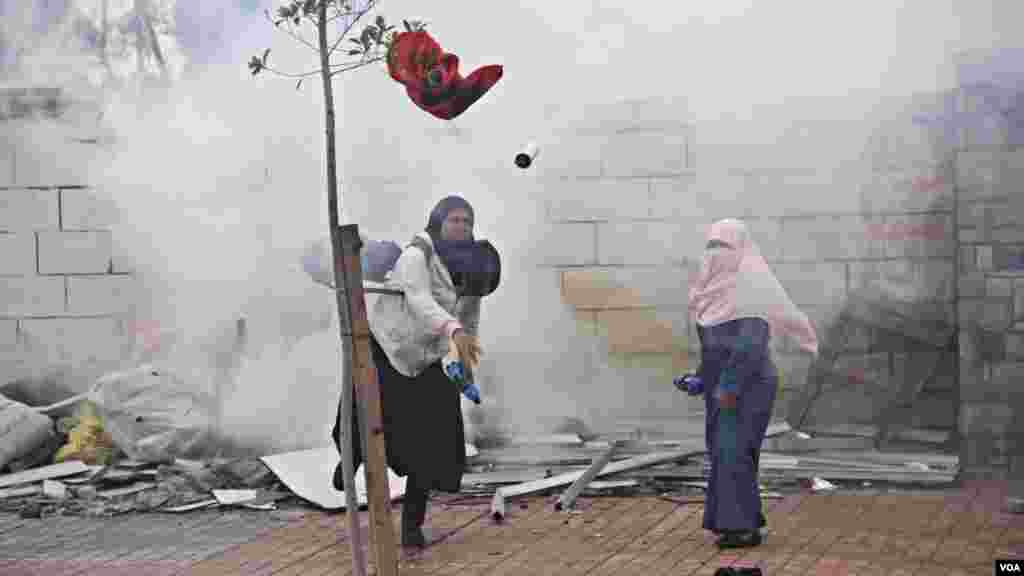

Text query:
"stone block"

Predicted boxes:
[[772, 261, 846, 310], [37, 231, 112, 274], [66, 275, 139, 315], [959, 273, 987, 298], [0, 277, 65, 316], [882, 213, 954, 259], [560, 266, 690, 310], [648, 175, 700, 220], [603, 131, 690, 178], [860, 168, 953, 213], [848, 259, 954, 304], [11, 122, 111, 188], [0, 233, 35, 275], [781, 215, 878, 261], [960, 245, 977, 274], [545, 177, 650, 222], [956, 150, 1001, 199], [60, 188, 119, 230], [981, 300, 1013, 331], [596, 308, 683, 355], [18, 316, 122, 366], [531, 223, 596, 267], [1006, 333, 1024, 360], [535, 134, 604, 179], [0, 188, 59, 232], [989, 277, 1014, 298], [597, 220, 706, 267], [992, 226, 1024, 243]]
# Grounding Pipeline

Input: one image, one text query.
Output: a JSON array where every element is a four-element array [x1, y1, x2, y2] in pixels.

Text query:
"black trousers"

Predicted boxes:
[[400, 473, 430, 533]]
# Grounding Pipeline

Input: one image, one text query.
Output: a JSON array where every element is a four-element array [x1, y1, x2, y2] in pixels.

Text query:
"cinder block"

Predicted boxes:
[[956, 150, 1006, 200], [535, 134, 603, 179], [960, 245, 977, 274], [860, 168, 953, 213], [994, 245, 1024, 271], [560, 266, 690, 310], [109, 241, 136, 274], [11, 122, 111, 188], [989, 277, 1013, 298], [690, 170, 750, 219], [577, 97, 693, 136], [37, 231, 112, 274], [596, 308, 684, 354], [60, 188, 119, 230], [746, 169, 862, 216], [546, 178, 650, 222], [781, 215, 879, 261], [0, 319, 16, 349], [66, 275, 139, 315], [772, 261, 846, 309], [597, 220, 705, 266], [883, 213, 954, 259], [648, 175, 699, 220], [1006, 333, 1024, 360], [960, 402, 1013, 438], [0, 233, 35, 275], [981, 300, 1013, 331], [959, 273, 987, 298], [602, 132, 689, 178], [0, 188, 59, 231], [18, 317, 122, 366], [0, 277, 65, 316], [991, 226, 1024, 243]]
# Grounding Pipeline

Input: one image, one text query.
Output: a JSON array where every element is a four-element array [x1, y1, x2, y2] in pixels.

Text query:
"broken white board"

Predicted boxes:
[[260, 446, 406, 511], [0, 461, 90, 489]]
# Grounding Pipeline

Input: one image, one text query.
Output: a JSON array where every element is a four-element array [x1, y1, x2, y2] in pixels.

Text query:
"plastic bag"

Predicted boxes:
[[54, 402, 115, 466], [0, 394, 55, 470], [86, 365, 216, 463]]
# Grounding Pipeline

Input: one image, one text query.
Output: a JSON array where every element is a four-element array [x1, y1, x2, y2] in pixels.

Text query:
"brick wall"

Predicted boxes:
[[0, 88, 136, 392]]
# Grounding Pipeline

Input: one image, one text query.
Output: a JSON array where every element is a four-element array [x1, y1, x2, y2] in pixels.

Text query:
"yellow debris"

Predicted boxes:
[[55, 402, 115, 466]]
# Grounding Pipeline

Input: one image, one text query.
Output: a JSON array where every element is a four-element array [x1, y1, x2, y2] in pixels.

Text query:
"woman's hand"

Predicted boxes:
[[453, 329, 482, 366]]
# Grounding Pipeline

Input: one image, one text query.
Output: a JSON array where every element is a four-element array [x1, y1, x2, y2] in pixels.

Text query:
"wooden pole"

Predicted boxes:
[[335, 225, 398, 575]]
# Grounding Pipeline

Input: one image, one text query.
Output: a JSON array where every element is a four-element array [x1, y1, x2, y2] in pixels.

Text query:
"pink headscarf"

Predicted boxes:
[[688, 219, 819, 356]]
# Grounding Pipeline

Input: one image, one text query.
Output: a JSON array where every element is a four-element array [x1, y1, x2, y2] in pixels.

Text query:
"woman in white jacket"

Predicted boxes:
[[332, 196, 495, 549]]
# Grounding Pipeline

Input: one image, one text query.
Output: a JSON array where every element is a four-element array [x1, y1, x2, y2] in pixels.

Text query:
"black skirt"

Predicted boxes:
[[332, 337, 467, 493]]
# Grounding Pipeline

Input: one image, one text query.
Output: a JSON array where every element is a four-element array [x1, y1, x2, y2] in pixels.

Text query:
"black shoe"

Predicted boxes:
[[401, 527, 427, 548], [758, 512, 766, 528], [714, 568, 764, 576], [716, 531, 762, 549]]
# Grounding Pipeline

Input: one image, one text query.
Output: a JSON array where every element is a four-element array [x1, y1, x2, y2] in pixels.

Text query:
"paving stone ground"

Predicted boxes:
[[0, 480, 1021, 575]]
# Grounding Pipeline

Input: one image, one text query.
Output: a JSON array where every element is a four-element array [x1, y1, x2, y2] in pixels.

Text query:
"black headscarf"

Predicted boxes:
[[425, 196, 500, 297]]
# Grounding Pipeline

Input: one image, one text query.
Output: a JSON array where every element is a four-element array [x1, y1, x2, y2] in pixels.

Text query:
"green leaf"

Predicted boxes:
[[347, 49, 362, 56], [403, 19, 412, 32], [349, 38, 363, 45], [375, 15, 386, 30]]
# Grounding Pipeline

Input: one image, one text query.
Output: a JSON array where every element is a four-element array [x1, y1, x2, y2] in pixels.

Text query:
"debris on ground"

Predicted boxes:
[[54, 401, 116, 466], [0, 393, 56, 471]]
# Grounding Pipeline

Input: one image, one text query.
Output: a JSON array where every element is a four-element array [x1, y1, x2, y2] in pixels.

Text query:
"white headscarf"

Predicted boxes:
[[688, 219, 819, 356]]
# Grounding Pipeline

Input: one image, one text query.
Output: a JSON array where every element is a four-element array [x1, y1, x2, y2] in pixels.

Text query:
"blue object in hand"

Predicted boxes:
[[445, 361, 482, 404], [462, 381, 481, 404], [673, 374, 704, 396]]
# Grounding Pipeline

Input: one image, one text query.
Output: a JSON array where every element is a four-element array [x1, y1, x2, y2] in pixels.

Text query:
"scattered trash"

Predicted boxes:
[[97, 482, 157, 499], [0, 460, 91, 489], [54, 402, 115, 466], [260, 446, 406, 510], [42, 479, 68, 500], [0, 393, 56, 471], [810, 477, 836, 492], [86, 365, 217, 463]]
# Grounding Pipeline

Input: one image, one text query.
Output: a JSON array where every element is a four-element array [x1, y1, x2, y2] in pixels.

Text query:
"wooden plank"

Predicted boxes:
[[0, 461, 90, 489], [490, 450, 702, 521], [336, 224, 397, 576], [556, 443, 618, 511]]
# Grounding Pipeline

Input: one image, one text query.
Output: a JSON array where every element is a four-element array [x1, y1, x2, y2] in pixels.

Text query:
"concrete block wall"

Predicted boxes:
[[536, 94, 963, 430], [952, 47, 1024, 474], [1, 100, 136, 391]]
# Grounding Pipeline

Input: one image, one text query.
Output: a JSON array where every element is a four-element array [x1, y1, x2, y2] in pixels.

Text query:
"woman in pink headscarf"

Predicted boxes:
[[685, 218, 818, 549]]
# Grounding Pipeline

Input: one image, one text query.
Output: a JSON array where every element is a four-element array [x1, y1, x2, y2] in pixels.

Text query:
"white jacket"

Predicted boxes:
[[367, 232, 481, 378]]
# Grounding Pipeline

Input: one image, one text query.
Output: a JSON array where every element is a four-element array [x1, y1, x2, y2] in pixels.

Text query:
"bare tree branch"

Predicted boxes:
[[328, 0, 378, 57], [328, 56, 383, 77], [263, 10, 320, 52]]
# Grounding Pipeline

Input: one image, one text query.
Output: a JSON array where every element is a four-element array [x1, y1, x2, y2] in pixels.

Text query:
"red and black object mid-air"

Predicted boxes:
[[386, 30, 503, 121]]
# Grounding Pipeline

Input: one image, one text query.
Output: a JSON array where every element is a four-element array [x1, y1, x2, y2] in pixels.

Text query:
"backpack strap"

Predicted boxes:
[[408, 236, 434, 268]]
